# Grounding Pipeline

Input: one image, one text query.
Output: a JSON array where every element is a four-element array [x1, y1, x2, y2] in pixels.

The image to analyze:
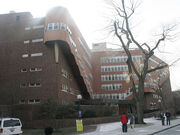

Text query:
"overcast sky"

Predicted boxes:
[[0, 0, 180, 90]]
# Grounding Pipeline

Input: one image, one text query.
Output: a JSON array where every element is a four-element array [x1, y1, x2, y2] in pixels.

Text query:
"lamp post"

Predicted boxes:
[[76, 94, 83, 132], [158, 99, 161, 112], [77, 94, 82, 119]]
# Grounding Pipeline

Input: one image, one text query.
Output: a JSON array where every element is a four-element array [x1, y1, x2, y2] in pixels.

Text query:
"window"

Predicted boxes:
[[20, 83, 26, 88], [16, 16, 20, 21], [29, 83, 41, 87], [4, 120, 20, 127], [21, 68, 27, 72], [22, 54, 28, 58], [60, 23, 66, 30], [28, 99, 40, 104], [54, 23, 59, 30], [47, 23, 59, 31], [31, 53, 43, 57], [24, 40, 30, 44], [19, 100, 25, 104], [32, 38, 43, 43], [48, 23, 53, 30], [67, 26, 72, 36], [30, 67, 42, 72], [33, 25, 44, 29], [61, 84, 68, 92], [25, 27, 31, 30]]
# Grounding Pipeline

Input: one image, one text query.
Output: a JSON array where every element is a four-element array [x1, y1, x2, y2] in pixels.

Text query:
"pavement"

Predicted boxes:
[[77, 116, 180, 135]]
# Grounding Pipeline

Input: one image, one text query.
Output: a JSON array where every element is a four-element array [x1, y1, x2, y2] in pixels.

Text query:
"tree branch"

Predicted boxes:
[[147, 64, 168, 73]]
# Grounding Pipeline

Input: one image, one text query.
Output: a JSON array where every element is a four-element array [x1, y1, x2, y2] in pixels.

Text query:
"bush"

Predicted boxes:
[[40, 99, 57, 119], [103, 109, 114, 116], [56, 104, 78, 119], [83, 110, 97, 118]]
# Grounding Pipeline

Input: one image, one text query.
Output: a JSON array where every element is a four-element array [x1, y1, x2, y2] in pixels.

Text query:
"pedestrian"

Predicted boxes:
[[44, 126, 54, 135], [120, 112, 128, 133], [161, 113, 166, 126], [130, 113, 135, 129], [165, 111, 171, 125]]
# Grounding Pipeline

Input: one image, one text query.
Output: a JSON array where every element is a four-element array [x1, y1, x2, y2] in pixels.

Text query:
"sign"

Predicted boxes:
[[78, 110, 82, 119], [76, 119, 83, 132]]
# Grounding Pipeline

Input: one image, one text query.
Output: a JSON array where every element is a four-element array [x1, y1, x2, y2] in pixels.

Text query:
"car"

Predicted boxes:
[[0, 118, 22, 135]]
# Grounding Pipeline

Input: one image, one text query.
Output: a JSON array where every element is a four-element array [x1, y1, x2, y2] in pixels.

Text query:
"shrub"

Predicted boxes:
[[83, 110, 97, 118], [40, 99, 57, 119], [56, 104, 78, 119], [103, 109, 114, 116]]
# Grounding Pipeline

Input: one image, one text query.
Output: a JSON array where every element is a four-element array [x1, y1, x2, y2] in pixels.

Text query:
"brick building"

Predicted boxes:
[[91, 42, 174, 112], [0, 7, 174, 113]]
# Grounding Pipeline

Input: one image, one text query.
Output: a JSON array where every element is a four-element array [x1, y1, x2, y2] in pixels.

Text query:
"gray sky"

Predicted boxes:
[[0, 0, 180, 90]]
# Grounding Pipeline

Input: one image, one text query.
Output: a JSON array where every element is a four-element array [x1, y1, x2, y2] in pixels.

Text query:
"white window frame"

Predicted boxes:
[[22, 54, 29, 58], [31, 53, 43, 57], [32, 38, 43, 43], [24, 40, 30, 44]]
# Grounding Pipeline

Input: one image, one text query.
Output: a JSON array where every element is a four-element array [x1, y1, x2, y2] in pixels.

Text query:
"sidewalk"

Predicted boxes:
[[78, 117, 180, 135]]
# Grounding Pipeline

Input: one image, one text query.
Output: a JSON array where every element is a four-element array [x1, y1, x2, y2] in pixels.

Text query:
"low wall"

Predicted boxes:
[[22, 116, 120, 129]]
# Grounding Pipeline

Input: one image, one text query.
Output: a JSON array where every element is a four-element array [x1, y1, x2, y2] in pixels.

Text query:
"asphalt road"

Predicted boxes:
[[154, 125, 180, 135]]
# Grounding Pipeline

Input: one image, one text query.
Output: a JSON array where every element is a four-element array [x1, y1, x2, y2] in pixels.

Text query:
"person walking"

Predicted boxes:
[[120, 112, 128, 133], [44, 126, 54, 135], [130, 113, 135, 129], [165, 111, 171, 125]]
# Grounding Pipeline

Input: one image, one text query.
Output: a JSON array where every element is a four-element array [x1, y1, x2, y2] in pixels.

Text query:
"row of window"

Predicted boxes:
[[144, 82, 156, 89], [20, 83, 41, 88], [153, 70, 169, 84], [61, 68, 72, 80], [21, 67, 42, 72], [61, 84, 80, 95], [47, 22, 68, 32], [22, 53, 43, 58], [101, 65, 128, 72], [25, 25, 44, 30], [78, 38, 91, 59], [101, 84, 122, 91], [19, 99, 40, 104], [101, 74, 128, 81], [152, 94, 162, 99], [101, 55, 143, 63], [24, 38, 43, 44], [149, 58, 159, 65], [83, 56, 92, 70], [93, 90, 132, 100]]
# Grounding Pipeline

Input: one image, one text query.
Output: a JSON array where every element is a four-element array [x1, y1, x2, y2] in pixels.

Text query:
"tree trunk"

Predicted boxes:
[[136, 100, 144, 124], [136, 80, 145, 124]]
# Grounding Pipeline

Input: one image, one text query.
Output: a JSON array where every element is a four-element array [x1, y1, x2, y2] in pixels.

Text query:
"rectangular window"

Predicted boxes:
[[19, 100, 25, 104], [25, 27, 31, 30], [48, 23, 53, 30], [20, 83, 26, 88], [21, 68, 27, 72], [33, 25, 44, 29], [22, 54, 28, 58], [32, 38, 43, 43], [31, 53, 43, 57], [61, 84, 68, 92], [28, 99, 40, 104], [48, 23, 59, 31], [30, 67, 42, 72], [29, 83, 41, 87], [60, 23, 66, 30], [67, 26, 72, 36], [54, 23, 59, 30], [24, 40, 30, 44]]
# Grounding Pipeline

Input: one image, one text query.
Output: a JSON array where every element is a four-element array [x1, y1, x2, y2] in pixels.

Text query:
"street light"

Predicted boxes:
[[158, 99, 161, 112], [76, 94, 83, 132], [77, 94, 82, 119]]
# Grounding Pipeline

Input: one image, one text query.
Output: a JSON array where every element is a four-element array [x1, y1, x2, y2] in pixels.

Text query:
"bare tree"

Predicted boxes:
[[108, 0, 177, 124]]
